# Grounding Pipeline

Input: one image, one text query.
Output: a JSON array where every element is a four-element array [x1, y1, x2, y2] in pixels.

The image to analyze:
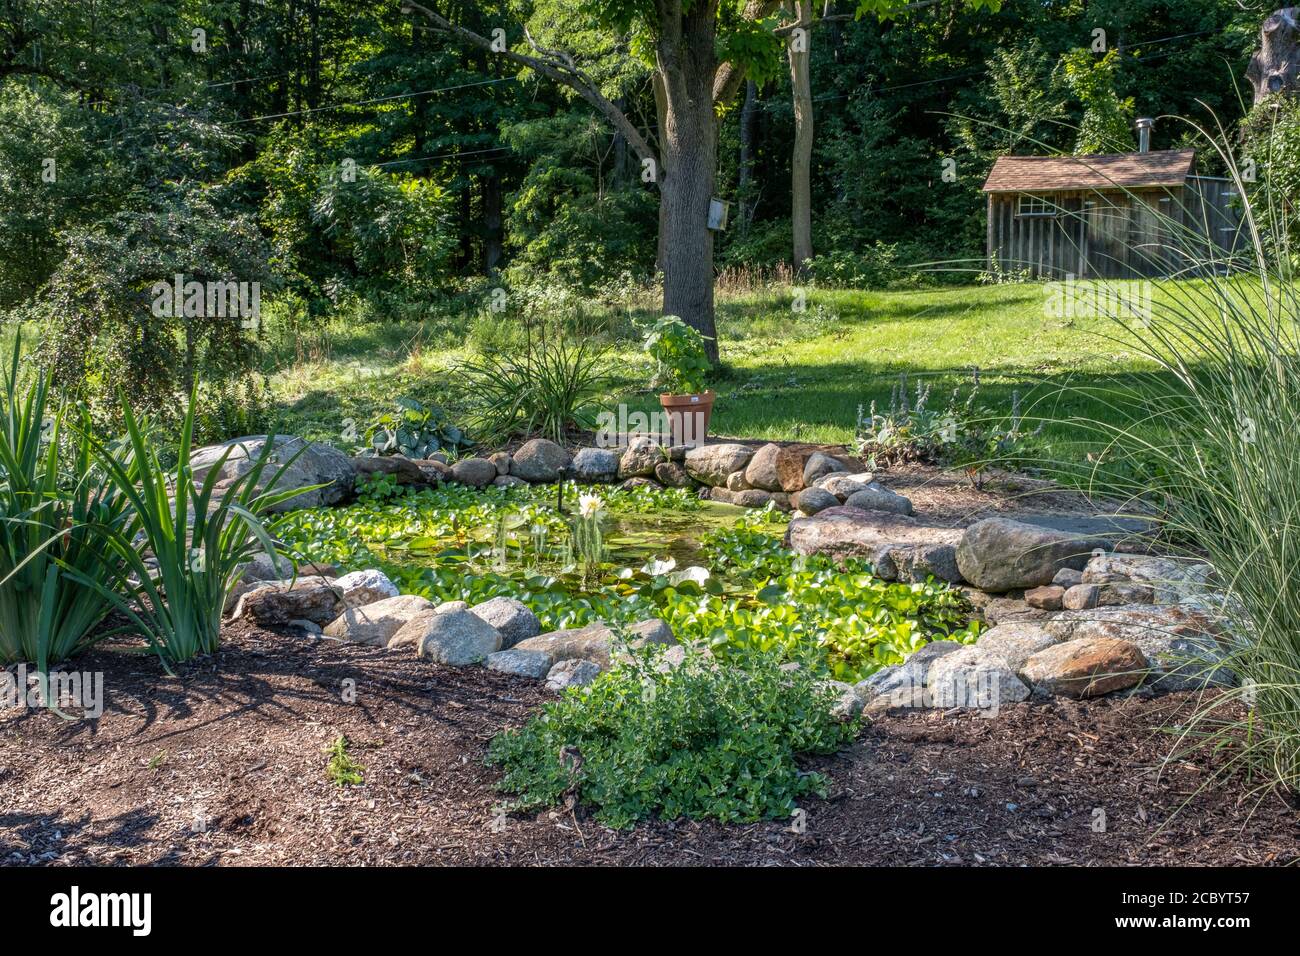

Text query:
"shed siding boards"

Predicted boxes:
[[983, 150, 1243, 279]]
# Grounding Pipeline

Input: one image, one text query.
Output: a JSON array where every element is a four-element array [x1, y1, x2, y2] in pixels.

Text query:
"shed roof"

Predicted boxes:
[[982, 149, 1196, 193]]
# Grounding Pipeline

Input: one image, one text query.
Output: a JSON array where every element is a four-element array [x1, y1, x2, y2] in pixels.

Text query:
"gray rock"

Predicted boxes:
[[711, 487, 774, 509], [1082, 553, 1213, 604], [572, 447, 619, 482], [844, 484, 913, 515], [802, 452, 845, 487], [434, 599, 469, 614], [451, 457, 498, 488], [725, 470, 753, 492], [882, 543, 963, 584], [825, 681, 865, 721], [191, 435, 355, 512], [489, 451, 512, 476], [514, 617, 675, 668], [786, 506, 963, 561], [1052, 567, 1084, 588], [486, 648, 555, 678], [926, 646, 1031, 709], [793, 486, 839, 516], [617, 436, 661, 479], [742, 443, 784, 492], [1063, 583, 1101, 610], [817, 473, 878, 501], [493, 474, 529, 489], [1024, 585, 1066, 610], [976, 622, 1061, 671], [545, 659, 602, 692], [620, 477, 662, 492], [655, 461, 694, 487], [325, 594, 437, 647], [855, 640, 963, 703], [470, 596, 541, 648], [956, 518, 1094, 592], [684, 443, 755, 486], [352, 454, 429, 487], [511, 438, 571, 483], [333, 568, 399, 608], [400, 608, 503, 666]]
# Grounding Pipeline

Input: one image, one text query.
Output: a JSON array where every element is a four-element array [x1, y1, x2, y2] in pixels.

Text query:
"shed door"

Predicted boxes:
[[1085, 196, 1130, 279]]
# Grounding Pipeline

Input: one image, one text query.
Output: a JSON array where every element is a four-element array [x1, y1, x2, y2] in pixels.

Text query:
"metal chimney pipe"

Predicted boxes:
[[1135, 117, 1154, 153]]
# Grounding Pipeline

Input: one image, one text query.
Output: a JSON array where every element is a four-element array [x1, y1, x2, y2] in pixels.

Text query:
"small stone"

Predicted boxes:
[[1063, 584, 1101, 610], [725, 470, 753, 492], [434, 600, 469, 614], [619, 477, 662, 492], [956, 518, 1094, 592], [1052, 567, 1084, 588], [489, 451, 512, 476], [486, 648, 554, 678], [818, 473, 878, 500], [742, 443, 784, 492], [545, 659, 602, 692], [492, 474, 529, 489], [618, 436, 662, 479], [515, 617, 675, 668], [802, 452, 846, 488], [684, 443, 755, 486], [1025, 585, 1065, 611], [233, 578, 343, 627], [976, 622, 1061, 671]]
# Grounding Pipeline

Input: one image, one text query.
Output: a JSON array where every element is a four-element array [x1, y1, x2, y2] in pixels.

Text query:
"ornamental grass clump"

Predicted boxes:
[[1033, 116, 1300, 796]]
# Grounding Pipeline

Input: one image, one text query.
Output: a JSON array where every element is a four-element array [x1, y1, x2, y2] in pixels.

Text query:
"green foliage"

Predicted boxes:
[[72, 393, 306, 665], [641, 315, 712, 395], [806, 242, 910, 289], [325, 735, 365, 787], [1243, 98, 1300, 268], [487, 642, 855, 828], [360, 397, 470, 459], [1059, 49, 1135, 155], [0, 341, 135, 669], [460, 325, 616, 443], [32, 187, 275, 430], [856, 371, 1041, 486]]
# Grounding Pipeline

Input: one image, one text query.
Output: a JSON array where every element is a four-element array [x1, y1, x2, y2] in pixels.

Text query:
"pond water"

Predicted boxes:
[[604, 500, 754, 566]]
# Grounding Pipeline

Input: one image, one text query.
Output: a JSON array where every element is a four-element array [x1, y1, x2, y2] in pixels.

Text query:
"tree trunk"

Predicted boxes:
[[654, 71, 670, 278], [1248, 8, 1300, 104], [657, 13, 721, 365], [737, 80, 759, 232], [788, 1, 814, 273], [482, 168, 503, 275]]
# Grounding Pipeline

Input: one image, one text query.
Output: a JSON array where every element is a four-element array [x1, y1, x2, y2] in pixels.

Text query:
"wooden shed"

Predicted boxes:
[[982, 148, 1243, 279]]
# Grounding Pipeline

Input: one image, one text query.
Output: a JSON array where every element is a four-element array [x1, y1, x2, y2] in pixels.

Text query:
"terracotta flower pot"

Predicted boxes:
[[658, 390, 715, 447]]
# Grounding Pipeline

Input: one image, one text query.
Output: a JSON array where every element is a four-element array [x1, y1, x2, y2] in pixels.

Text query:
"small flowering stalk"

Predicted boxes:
[[572, 493, 606, 584]]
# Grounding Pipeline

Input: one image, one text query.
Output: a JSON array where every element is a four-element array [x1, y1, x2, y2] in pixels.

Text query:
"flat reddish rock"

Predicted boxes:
[[1021, 637, 1147, 698]]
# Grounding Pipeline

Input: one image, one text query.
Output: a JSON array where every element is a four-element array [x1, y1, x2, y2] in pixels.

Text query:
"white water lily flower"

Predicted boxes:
[[578, 493, 604, 520]]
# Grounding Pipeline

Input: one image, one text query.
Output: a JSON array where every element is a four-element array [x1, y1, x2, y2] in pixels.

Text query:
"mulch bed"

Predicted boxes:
[[3, 624, 1296, 867]]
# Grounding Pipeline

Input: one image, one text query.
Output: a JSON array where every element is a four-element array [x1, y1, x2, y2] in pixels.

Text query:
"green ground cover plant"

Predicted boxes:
[[487, 641, 856, 828]]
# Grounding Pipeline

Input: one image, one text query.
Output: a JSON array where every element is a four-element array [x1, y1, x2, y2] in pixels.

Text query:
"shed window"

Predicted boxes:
[[1017, 195, 1058, 218]]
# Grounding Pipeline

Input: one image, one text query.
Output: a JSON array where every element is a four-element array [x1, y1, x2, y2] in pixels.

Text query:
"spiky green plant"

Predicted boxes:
[[68, 392, 316, 665], [0, 339, 135, 671]]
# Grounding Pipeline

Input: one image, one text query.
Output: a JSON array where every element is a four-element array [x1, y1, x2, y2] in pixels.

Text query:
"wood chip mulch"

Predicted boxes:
[[2, 624, 1296, 867]]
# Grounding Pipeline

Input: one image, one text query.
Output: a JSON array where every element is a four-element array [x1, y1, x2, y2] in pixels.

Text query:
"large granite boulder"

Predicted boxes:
[[511, 438, 571, 483], [926, 646, 1031, 709], [786, 507, 964, 582], [398, 608, 503, 666], [743, 443, 784, 492], [324, 594, 436, 646], [352, 454, 428, 487], [618, 436, 661, 479], [333, 569, 399, 608], [975, 622, 1061, 671], [572, 447, 619, 483], [192, 435, 355, 512], [956, 518, 1095, 592], [514, 618, 675, 669], [844, 483, 913, 516], [469, 596, 541, 648], [684, 443, 755, 486], [450, 457, 498, 488], [233, 577, 344, 627]]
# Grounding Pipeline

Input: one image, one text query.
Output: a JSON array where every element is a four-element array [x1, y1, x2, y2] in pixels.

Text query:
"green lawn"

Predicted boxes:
[[265, 280, 1178, 477]]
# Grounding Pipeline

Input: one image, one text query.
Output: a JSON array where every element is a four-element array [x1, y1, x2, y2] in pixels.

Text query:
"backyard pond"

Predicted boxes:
[[272, 482, 980, 680]]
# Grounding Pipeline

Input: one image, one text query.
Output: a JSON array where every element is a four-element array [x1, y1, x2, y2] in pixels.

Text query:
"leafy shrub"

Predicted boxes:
[[359, 397, 471, 459], [641, 315, 712, 394], [487, 642, 855, 828], [460, 325, 615, 443], [806, 242, 910, 289]]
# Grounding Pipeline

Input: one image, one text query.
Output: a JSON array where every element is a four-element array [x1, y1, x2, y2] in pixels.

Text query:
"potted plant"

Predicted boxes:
[[642, 315, 714, 446]]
